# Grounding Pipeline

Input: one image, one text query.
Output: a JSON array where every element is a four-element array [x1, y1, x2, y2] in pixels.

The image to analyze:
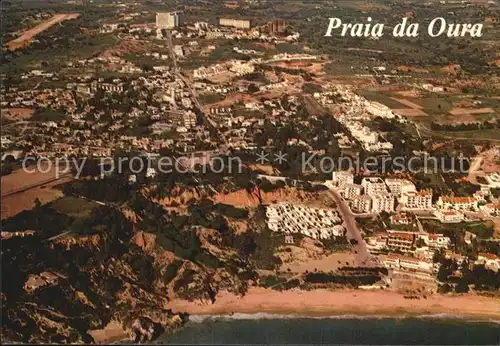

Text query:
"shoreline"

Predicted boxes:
[[90, 289, 500, 343], [187, 312, 500, 324], [167, 288, 500, 322]]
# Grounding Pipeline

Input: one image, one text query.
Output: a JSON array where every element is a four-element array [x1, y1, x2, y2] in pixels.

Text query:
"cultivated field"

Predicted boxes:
[[6, 13, 80, 51], [449, 107, 495, 116], [1, 162, 73, 219]]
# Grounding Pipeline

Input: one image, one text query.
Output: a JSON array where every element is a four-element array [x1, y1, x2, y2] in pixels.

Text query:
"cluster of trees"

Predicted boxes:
[[431, 120, 500, 132], [304, 272, 382, 286], [63, 177, 137, 204], [223, 227, 284, 270], [437, 258, 499, 293]]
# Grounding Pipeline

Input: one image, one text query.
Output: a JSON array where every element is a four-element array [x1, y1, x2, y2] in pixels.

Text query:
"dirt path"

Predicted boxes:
[[7, 13, 80, 51]]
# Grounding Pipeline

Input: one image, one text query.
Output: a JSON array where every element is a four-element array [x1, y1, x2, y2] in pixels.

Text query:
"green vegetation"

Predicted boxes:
[[302, 82, 323, 94], [437, 258, 499, 293], [47, 196, 98, 219], [259, 275, 287, 288], [199, 92, 224, 104]]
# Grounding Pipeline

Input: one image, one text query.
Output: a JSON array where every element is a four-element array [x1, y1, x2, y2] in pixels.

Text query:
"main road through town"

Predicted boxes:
[[326, 188, 376, 267]]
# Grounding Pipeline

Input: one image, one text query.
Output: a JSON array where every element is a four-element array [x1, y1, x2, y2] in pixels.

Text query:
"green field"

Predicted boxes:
[[47, 196, 98, 219], [357, 90, 408, 109]]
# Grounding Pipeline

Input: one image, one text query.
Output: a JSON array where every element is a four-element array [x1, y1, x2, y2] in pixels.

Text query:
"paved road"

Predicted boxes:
[[326, 188, 376, 267]]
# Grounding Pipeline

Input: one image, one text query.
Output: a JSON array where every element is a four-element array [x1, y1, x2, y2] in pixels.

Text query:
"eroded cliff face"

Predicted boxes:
[[3, 184, 307, 343], [1, 229, 188, 344], [155, 185, 324, 209]]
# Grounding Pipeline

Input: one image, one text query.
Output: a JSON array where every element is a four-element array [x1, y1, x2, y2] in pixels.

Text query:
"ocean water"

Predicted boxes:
[[158, 314, 500, 345]]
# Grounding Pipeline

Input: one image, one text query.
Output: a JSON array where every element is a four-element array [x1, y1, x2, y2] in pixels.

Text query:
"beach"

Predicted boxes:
[[88, 320, 129, 344], [167, 288, 500, 321]]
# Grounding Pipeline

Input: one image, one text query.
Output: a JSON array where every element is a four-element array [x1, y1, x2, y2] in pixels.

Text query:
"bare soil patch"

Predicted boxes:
[[281, 251, 356, 274], [1, 182, 66, 219], [1, 108, 34, 120], [393, 109, 428, 117], [7, 13, 80, 51], [449, 107, 495, 116], [390, 97, 423, 110]]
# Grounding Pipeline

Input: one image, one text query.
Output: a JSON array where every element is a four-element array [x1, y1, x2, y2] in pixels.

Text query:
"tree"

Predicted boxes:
[[455, 279, 469, 293], [438, 283, 452, 294], [247, 84, 259, 93], [415, 238, 426, 248]]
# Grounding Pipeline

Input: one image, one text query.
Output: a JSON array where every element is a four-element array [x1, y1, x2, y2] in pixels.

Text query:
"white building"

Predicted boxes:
[[476, 253, 500, 272], [382, 255, 434, 273], [331, 171, 354, 188], [417, 233, 451, 249], [483, 203, 500, 216], [362, 177, 387, 196], [385, 178, 416, 197], [434, 209, 464, 223], [400, 190, 433, 210], [343, 184, 363, 200], [371, 193, 395, 213], [350, 195, 372, 213], [219, 18, 251, 29], [366, 236, 388, 253], [485, 172, 500, 188], [436, 196, 478, 211], [156, 12, 184, 29], [366, 102, 395, 118]]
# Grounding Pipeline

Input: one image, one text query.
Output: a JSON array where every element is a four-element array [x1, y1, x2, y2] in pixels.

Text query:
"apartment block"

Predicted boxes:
[[331, 171, 354, 188], [436, 196, 478, 211], [417, 233, 451, 249], [434, 209, 464, 223], [343, 184, 363, 200], [387, 231, 415, 252], [385, 178, 416, 197], [156, 12, 184, 29], [371, 193, 395, 213], [400, 190, 433, 210], [361, 177, 387, 196], [219, 18, 251, 29], [350, 195, 372, 213]]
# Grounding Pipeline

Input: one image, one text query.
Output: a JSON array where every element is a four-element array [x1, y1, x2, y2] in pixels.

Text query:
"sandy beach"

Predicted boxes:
[[167, 288, 500, 321], [88, 320, 129, 344]]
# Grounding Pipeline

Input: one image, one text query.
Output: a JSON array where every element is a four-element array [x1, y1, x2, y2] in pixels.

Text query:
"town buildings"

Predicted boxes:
[[266, 203, 343, 240], [371, 193, 395, 213], [434, 209, 465, 223], [361, 177, 387, 196], [485, 172, 500, 188], [387, 230, 415, 252], [219, 18, 251, 29], [436, 196, 478, 211], [156, 12, 184, 29], [350, 195, 372, 213], [400, 190, 433, 210], [331, 171, 354, 188], [382, 255, 435, 274], [343, 184, 363, 200], [385, 178, 416, 197], [483, 203, 500, 216], [266, 19, 287, 35]]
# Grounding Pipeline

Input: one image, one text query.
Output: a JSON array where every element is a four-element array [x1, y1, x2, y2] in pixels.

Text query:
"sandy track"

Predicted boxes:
[[6, 13, 80, 51]]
